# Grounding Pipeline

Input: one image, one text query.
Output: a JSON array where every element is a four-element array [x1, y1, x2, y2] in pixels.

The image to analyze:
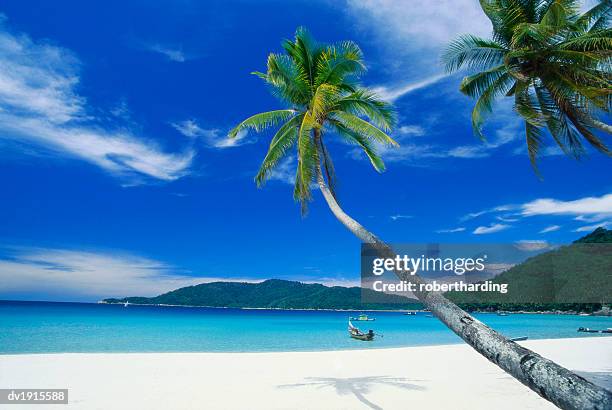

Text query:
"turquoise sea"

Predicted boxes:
[[1, 301, 611, 354]]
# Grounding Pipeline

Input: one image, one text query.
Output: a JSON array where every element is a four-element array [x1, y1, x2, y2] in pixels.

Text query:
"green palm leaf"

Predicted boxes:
[[331, 111, 398, 147], [446, 0, 612, 171], [231, 27, 398, 214], [228, 109, 296, 138], [255, 114, 304, 186]]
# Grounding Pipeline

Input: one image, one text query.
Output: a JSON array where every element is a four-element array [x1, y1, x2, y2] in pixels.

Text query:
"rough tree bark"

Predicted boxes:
[[313, 147, 612, 409]]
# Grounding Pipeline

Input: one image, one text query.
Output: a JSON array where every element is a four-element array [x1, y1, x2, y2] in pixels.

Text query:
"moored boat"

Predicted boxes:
[[577, 327, 612, 333], [349, 314, 375, 321], [348, 320, 375, 341]]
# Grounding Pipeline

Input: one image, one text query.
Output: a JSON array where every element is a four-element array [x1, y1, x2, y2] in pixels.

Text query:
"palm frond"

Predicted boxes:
[[558, 28, 612, 52], [261, 53, 310, 105], [525, 119, 545, 173], [576, 0, 611, 32], [459, 64, 510, 97], [283, 27, 322, 91], [255, 114, 304, 186], [314, 41, 365, 88], [442, 35, 507, 73], [334, 90, 396, 131], [468, 71, 515, 139], [311, 84, 340, 121], [229, 109, 296, 138], [294, 112, 318, 214], [331, 121, 386, 172], [331, 111, 399, 146], [515, 84, 547, 126]]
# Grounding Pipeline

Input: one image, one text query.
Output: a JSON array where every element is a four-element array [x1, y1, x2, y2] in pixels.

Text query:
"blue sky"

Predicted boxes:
[[0, 0, 610, 301]]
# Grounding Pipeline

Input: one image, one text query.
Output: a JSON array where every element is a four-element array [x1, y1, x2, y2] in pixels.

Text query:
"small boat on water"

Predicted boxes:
[[403, 311, 417, 316], [350, 314, 375, 321], [577, 327, 612, 334], [124, 301, 129, 307], [348, 320, 375, 341], [510, 336, 528, 341], [497, 311, 509, 316]]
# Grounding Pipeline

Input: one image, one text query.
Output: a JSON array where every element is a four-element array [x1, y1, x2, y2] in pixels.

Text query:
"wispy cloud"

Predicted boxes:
[[267, 156, 296, 185], [539, 225, 561, 234], [574, 222, 610, 232], [473, 223, 510, 235], [575, 214, 610, 223], [397, 125, 426, 137], [436, 227, 466, 233], [171, 119, 250, 148], [460, 205, 515, 222], [0, 17, 193, 182], [144, 43, 192, 62], [521, 193, 612, 217], [352, 112, 520, 166], [373, 74, 447, 102], [0, 247, 205, 301], [344, 0, 491, 80], [0, 246, 288, 302], [390, 214, 412, 221], [514, 240, 552, 251], [460, 193, 611, 236]]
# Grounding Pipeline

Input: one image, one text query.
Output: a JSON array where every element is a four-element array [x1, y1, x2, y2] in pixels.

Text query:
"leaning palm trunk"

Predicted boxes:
[[315, 166, 612, 410]]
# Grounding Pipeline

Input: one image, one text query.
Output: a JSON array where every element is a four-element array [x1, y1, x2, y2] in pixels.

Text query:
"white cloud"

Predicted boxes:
[[473, 223, 510, 235], [171, 119, 250, 148], [356, 114, 520, 165], [513, 240, 552, 251], [496, 215, 519, 223], [0, 247, 206, 301], [373, 74, 447, 102], [460, 205, 515, 222], [397, 125, 425, 137], [574, 222, 610, 232], [0, 18, 193, 181], [575, 214, 609, 223], [344, 0, 491, 80], [268, 156, 296, 185], [390, 214, 412, 221], [145, 43, 189, 62], [436, 227, 466, 233], [539, 225, 561, 234], [521, 193, 612, 217]]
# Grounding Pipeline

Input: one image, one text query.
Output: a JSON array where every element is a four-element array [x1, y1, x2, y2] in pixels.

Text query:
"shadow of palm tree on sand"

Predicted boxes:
[[278, 375, 426, 410]]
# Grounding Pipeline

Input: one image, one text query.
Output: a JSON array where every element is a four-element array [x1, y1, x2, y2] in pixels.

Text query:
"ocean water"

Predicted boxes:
[[1, 301, 611, 354]]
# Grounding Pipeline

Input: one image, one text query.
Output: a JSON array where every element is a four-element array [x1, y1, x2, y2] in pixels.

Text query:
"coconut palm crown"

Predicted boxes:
[[229, 27, 397, 213], [443, 0, 611, 169]]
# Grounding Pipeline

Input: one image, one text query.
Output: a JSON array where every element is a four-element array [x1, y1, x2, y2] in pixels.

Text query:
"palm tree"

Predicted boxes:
[[443, 0, 611, 170], [230, 28, 611, 409]]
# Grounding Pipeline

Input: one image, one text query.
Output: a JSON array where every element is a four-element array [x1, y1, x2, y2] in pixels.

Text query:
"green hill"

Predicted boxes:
[[446, 228, 612, 312], [102, 278, 422, 310]]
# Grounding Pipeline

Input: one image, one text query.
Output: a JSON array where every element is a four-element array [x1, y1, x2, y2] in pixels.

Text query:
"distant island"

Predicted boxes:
[[104, 229, 611, 314], [102, 278, 423, 310]]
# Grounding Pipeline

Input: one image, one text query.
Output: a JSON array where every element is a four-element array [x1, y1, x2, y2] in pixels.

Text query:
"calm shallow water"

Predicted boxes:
[[1, 301, 611, 354]]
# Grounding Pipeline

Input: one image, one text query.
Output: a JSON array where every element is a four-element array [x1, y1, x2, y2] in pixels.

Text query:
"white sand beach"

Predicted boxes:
[[1, 337, 610, 410]]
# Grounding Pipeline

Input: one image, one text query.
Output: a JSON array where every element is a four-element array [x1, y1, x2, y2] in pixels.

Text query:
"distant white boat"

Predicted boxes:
[[124, 301, 129, 307]]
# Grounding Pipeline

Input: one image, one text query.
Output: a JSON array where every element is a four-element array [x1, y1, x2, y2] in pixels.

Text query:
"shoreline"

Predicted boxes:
[[2, 334, 610, 356], [3, 299, 606, 316], [2, 337, 609, 409]]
